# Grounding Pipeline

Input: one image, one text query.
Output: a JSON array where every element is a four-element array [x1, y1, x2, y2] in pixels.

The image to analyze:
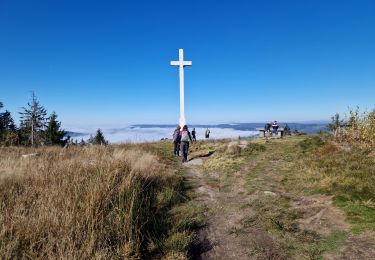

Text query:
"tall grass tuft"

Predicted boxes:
[[0, 145, 185, 258]]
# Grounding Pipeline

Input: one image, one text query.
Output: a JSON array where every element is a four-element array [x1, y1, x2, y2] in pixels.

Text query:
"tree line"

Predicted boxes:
[[0, 92, 107, 146]]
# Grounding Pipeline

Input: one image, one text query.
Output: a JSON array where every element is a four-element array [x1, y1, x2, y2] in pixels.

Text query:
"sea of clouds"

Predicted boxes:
[[67, 126, 259, 144]]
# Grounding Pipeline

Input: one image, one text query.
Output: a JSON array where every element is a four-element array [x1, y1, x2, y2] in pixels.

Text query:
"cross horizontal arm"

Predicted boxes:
[[170, 61, 192, 66]]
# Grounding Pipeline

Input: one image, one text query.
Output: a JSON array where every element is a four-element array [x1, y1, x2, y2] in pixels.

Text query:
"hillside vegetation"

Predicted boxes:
[[185, 133, 375, 259], [1, 123, 374, 259], [0, 143, 203, 259]]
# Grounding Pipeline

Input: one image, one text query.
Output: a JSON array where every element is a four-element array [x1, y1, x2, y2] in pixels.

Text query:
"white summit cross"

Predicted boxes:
[[171, 49, 192, 127]]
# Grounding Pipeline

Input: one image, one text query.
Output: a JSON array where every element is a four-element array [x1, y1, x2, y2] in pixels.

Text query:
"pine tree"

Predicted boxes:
[[79, 138, 86, 146], [0, 110, 16, 131], [43, 112, 67, 146], [19, 92, 47, 146], [327, 113, 342, 132], [0, 103, 17, 145], [92, 129, 108, 145], [87, 134, 94, 144]]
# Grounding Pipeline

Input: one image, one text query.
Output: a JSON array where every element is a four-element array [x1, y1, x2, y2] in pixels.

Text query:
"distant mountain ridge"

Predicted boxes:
[[132, 122, 327, 134]]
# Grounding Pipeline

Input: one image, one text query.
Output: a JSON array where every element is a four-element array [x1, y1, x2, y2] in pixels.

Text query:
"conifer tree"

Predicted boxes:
[[87, 134, 94, 144], [0, 103, 17, 145], [79, 138, 86, 146], [92, 129, 108, 145], [19, 92, 47, 146], [43, 112, 67, 145], [0, 111, 16, 131], [327, 113, 342, 132]]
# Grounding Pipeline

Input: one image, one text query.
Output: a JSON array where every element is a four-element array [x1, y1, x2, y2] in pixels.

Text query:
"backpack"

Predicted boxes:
[[173, 130, 180, 142], [181, 131, 190, 142]]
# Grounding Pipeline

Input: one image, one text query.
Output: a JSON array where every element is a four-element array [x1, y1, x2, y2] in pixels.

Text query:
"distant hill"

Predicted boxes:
[[133, 122, 328, 134]]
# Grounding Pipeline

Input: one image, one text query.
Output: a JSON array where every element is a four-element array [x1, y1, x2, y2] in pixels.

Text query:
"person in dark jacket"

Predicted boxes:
[[205, 128, 210, 139], [192, 128, 197, 142], [264, 123, 272, 134], [180, 125, 193, 163], [265, 122, 272, 132], [172, 125, 181, 156]]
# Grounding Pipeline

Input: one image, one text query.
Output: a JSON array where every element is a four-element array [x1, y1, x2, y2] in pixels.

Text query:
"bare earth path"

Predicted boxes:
[[184, 146, 282, 259], [183, 138, 375, 260]]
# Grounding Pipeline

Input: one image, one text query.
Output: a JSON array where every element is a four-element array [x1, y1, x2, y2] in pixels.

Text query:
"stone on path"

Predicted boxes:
[[186, 158, 203, 166], [264, 191, 277, 196]]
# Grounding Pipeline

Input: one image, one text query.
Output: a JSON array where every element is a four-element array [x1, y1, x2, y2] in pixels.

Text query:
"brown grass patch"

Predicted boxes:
[[0, 145, 184, 258], [316, 143, 339, 157]]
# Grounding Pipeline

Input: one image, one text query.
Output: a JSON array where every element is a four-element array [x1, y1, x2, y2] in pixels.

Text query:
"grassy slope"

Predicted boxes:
[[287, 135, 375, 233], [0, 142, 204, 259], [192, 135, 375, 259], [1, 136, 374, 259]]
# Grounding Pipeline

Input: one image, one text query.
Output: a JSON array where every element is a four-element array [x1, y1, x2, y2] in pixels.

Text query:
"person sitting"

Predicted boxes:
[[271, 121, 279, 135], [264, 122, 272, 132]]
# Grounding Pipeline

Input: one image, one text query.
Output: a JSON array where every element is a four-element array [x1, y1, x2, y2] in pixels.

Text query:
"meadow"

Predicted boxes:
[[186, 133, 375, 259], [1, 130, 375, 259], [0, 142, 203, 259]]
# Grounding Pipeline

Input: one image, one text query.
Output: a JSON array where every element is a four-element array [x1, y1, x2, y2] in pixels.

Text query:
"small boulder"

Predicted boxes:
[[22, 153, 39, 159], [264, 191, 277, 196]]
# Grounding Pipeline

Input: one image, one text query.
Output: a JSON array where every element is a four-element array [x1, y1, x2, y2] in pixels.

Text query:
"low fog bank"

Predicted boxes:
[[66, 122, 326, 144], [67, 126, 259, 144]]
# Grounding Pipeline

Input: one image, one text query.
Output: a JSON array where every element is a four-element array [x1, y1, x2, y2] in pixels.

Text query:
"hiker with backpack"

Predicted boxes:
[[172, 125, 181, 156], [180, 125, 193, 163]]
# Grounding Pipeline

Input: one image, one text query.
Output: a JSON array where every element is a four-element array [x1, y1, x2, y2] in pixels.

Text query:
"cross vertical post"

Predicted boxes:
[[170, 49, 192, 127]]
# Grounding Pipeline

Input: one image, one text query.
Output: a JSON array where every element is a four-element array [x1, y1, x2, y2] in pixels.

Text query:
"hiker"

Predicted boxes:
[[205, 128, 210, 139], [272, 121, 279, 135], [172, 125, 181, 156], [192, 128, 197, 142], [180, 125, 193, 163]]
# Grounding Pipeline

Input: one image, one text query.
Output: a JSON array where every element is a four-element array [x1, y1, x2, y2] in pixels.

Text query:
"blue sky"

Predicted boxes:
[[1, 0, 374, 128]]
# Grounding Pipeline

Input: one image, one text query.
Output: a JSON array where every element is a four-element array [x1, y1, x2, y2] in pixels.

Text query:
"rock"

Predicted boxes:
[[21, 153, 39, 158], [185, 158, 203, 166], [264, 191, 277, 196]]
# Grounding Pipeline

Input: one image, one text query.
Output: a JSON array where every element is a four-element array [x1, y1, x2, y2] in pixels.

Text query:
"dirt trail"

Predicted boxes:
[[183, 139, 374, 259], [184, 155, 282, 259]]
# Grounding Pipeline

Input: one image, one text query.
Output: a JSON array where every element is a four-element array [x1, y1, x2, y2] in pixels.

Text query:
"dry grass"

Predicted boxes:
[[195, 140, 266, 176], [294, 136, 375, 201], [288, 135, 375, 233], [0, 144, 187, 259]]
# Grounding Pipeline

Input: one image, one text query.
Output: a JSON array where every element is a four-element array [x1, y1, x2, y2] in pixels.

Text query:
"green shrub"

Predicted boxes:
[[163, 232, 191, 252], [243, 143, 266, 156], [298, 136, 326, 152]]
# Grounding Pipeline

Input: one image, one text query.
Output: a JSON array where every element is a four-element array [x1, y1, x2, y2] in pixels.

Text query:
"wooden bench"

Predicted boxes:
[[256, 127, 285, 138]]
